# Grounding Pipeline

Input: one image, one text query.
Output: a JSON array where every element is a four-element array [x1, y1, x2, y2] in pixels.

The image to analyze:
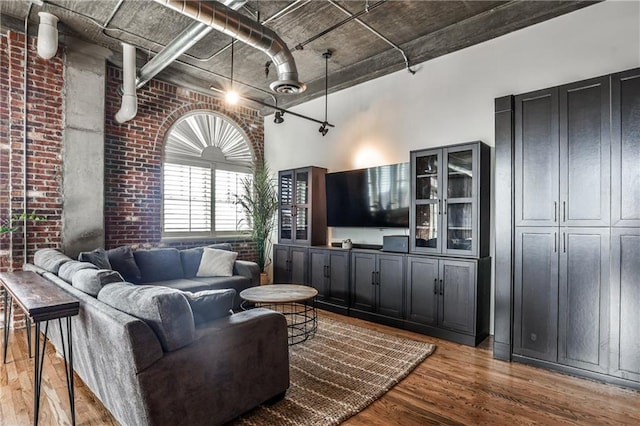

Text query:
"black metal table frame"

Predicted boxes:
[[2, 289, 76, 426], [241, 297, 318, 345]]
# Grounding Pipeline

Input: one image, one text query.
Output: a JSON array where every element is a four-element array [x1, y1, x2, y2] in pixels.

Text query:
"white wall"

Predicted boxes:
[[264, 1, 640, 330]]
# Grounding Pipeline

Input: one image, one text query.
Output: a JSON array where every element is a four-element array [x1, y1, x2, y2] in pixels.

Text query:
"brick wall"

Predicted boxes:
[[0, 31, 264, 326]]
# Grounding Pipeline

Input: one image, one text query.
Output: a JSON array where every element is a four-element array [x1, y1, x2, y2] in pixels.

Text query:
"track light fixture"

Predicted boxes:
[[320, 49, 332, 137], [225, 38, 239, 104], [274, 111, 285, 124]]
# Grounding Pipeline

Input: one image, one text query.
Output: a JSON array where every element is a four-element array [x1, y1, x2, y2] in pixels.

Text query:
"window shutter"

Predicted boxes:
[[163, 163, 211, 232]]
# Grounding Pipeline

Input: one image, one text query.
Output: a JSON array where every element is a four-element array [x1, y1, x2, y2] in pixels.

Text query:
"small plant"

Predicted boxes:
[[236, 160, 279, 274], [0, 212, 45, 235]]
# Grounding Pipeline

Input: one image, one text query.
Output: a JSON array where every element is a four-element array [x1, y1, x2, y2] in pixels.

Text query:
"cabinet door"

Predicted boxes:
[[515, 88, 560, 227], [443, 144, 477, 257], [611, 69, 640, 227], [558, 228, 609, 373], [351, 252, 376, 312], [308, 249, 328, 299], [328, 251, 349, 306], [559, 77, 610, 227], [610, 228, 640, 382], [405, 256, 438, 326], [513, 228, 559, 362], [411, 149, 442, 254], [289, 246, 308, 284], [439, 259, 476, 334], [377, 255, 405, 319], [293, 169, 310, 244], [273, 245, 290, 283], [278, 171, 294, 244]]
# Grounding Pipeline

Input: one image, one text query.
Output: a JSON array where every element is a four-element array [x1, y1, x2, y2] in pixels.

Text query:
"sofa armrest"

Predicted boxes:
[[136, 308, 289, 426], [233, 260, 259, 286]]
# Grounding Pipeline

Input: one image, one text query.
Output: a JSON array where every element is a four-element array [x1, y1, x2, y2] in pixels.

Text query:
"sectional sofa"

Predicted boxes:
[[23, 245, 290, 426]]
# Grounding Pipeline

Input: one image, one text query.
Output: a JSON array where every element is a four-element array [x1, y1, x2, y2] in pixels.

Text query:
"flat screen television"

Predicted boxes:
[[326, 163, 410, 228]]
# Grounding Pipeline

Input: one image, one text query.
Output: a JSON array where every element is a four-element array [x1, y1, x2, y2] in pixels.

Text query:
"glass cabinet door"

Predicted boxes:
[[278, 171, 294, 242], [412, 150, 441, 252], [444, 147, 475, 254], [294, 170, 309, 243]]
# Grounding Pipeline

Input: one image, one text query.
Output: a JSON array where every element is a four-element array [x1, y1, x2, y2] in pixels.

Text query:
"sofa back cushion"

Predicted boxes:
[[107, 246, 142, 283], [98, 282, 195, 352], [58, 260, 98, 283], [180, 247, 204, 278], [72, 269, 124, 297], [134, 248, 184, 283], [34, 249, 73, 274]]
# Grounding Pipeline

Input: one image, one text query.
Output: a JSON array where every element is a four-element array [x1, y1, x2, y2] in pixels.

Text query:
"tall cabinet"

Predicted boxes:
[[495, 67, 640, 389]]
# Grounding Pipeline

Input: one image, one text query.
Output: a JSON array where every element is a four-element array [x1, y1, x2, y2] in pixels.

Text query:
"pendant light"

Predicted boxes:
[[319, 50, 332, 136], [225, 38, 239, 104]]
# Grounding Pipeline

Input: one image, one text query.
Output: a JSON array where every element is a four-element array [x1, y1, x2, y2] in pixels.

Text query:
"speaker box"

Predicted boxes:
[[382, 235, 409, 253]]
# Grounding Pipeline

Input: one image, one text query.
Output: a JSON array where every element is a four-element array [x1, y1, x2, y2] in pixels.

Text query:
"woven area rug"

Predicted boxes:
[[233, 316, 436, 426]]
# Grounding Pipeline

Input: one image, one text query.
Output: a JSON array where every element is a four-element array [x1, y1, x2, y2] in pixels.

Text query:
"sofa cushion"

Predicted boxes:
[[207, 243, 233, 251], [196, 248, 237, 277], [107, 246, 142, 283], [72, 269, 124, 297], [58, 260, 98, 283], [134, 248, 184, 283], [33, 249, 73, 274], [78, 248, 112, 270], [183, 289, 235, 325], [98, 282, 195, 352], [180, 247, 204, 278]]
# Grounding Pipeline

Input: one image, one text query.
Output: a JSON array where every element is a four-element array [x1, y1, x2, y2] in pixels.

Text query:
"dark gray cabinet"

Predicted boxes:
[[278, 167, 327, 246], [406, 256, 489, 346], [350, 251, 404, 325], [611, 69, 640, 227], [410, 142, 490, 258], [273, 244, 308, 284], [610, 228, 640, 382], [308, 248, 349, 314]]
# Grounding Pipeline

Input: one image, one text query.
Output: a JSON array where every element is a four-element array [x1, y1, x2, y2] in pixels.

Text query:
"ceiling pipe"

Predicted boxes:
[[115, 43, 138, 124], [153, 0, 306, 94], [135, 0, 248, 90]]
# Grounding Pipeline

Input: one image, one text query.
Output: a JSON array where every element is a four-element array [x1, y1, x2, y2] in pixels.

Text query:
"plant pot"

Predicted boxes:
[[260, 272, 269, 285]]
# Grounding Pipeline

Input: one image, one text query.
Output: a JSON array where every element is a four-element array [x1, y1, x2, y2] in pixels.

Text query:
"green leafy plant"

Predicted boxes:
[[0, 212, 45, 235], [236, 160, 279, 274]]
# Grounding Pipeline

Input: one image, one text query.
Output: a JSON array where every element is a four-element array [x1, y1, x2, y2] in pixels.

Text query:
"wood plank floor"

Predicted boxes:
[[1, 311, 639, 425]]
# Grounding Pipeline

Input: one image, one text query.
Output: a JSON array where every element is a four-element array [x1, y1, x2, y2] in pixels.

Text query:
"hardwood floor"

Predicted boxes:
[[1, 311, 639, 425]]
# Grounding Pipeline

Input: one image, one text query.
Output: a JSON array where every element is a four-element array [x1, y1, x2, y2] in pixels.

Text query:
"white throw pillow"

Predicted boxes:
[[196, 247, 238, 277]]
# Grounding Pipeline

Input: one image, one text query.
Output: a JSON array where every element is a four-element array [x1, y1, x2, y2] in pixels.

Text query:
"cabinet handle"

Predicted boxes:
[[371, 271, 375, 286], [563, 232, 566, 253], [433, 278, 438, 294], [376, 271, 380, 285], [327, 265, 331, 278], [554, 202, 557, 222], [554, 232, 557, 253], [444, 199, 447, 215], [438, 199, 441, 215], [439, 279, 444, 295], [563, 201, 566, 222]]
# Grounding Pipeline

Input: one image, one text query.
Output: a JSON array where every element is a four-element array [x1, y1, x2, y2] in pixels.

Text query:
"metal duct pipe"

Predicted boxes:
[[115, 43, 138, 123], [136, 0, 247, 89], [153, 0, 306, 94]]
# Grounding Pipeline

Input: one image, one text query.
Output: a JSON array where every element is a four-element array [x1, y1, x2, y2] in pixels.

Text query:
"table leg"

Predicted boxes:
[[33, 321, 49, 426], [3, 291, 11, 364], [26, 317, 32, 358], [58, 318, 76, 426]]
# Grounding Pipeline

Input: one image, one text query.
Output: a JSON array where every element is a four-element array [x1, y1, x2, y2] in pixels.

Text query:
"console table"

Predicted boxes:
[[1, 271, 80, 426]]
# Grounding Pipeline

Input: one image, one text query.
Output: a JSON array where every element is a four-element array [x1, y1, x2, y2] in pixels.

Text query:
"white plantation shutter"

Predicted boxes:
[[162, 111, 253, 238]]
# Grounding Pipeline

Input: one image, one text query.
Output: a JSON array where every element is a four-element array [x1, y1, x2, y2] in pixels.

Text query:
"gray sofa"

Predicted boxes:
[[23, 246, 290, 426]]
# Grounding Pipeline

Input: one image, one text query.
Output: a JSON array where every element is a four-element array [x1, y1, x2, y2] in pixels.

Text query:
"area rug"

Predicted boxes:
[[233, 316, 436, 425]]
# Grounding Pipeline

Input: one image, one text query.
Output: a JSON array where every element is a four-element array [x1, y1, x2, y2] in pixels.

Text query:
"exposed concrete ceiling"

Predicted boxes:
[[1, 0, 598, 114]]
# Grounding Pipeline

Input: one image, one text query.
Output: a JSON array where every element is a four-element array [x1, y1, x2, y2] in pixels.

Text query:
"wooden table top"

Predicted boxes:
[[239, 284, 318, 304], [0, 271, 80, 322]]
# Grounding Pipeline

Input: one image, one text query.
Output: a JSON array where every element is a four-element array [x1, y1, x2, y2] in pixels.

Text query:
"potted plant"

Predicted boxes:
[[236, 160, 279, 285], [0, 212, 45, 236]]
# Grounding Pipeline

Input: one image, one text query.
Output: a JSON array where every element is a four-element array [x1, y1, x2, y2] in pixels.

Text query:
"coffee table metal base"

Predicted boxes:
[[253, 301, 317, 345]]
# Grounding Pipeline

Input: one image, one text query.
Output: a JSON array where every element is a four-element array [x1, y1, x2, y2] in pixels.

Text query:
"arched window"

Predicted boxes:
[[162, 111, 253, 238]]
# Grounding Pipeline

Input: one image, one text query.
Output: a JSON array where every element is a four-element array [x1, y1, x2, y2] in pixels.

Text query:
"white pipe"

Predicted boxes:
[[37, 12, 58, 60], [115, 43, 138, 124]]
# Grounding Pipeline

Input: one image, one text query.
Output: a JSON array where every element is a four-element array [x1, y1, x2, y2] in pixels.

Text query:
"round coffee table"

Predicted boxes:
[[240, 284, 318, 345]]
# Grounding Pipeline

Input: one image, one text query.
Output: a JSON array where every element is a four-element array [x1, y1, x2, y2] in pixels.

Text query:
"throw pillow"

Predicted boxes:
[[107, 246, 142, 283], [72, 269, 124, 297], [78, 248, 111, 270], [58, 260, 98, 283], [207, 243, 233, 251], [196, 247, 238, 277], [133, 248, 184, 283], [183, 289, 236, 325], [33, 248, 73, 274], [98, 282, 195, 352]]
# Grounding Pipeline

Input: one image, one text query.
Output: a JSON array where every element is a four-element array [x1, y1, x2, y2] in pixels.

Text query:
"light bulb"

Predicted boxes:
[[225, 90, 239, 104]]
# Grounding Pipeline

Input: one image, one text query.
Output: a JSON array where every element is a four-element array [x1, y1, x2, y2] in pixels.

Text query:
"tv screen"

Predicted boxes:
[[326, 163, 410, 228]]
